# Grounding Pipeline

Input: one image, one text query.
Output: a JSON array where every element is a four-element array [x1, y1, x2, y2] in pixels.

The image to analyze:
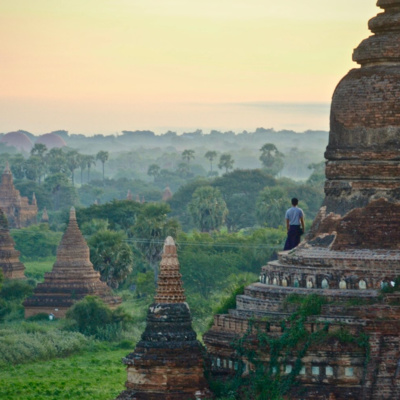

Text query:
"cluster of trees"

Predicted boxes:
[[6, 144, 109, 186]]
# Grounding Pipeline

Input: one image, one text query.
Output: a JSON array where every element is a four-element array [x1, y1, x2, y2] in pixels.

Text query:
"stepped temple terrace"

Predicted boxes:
[[204, 1, 400, 399], [0, 208, 26, 279], [0, 162, 37, 228], [117, 236, 212, 400], [24, 207, 121, 318]]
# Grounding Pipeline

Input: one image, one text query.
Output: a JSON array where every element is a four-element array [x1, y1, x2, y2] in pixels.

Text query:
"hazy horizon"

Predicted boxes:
[[0, 101, 330, 136], [1, 0, 377, 136]]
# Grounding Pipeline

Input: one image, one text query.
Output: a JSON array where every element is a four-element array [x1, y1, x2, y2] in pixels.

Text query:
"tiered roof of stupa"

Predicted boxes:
[[117, 237, 211, 400], [24, 207, 121, 318]]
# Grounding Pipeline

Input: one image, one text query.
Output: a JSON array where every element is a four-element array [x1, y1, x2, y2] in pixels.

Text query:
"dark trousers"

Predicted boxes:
[[284, 225, 302, 251]]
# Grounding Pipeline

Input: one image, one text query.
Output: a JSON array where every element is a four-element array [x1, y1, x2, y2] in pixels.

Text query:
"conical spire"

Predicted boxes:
[[55, 206, 90, 265], [154, 236, 186, 303], [117, 235, 211, 400], [126, 190, 133, 201], [24, 205, 121, 318], [32, 192, 37, 206]]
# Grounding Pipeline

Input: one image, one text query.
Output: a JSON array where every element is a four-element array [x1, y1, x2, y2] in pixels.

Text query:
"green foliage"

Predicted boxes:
[[66, 296, 132, 340], [0, 269, 3, 291], [0, 326, 89, 368], [24, 259, 54, 281], [147, 163, 160, 180], [182, 149, 195, 164], [211, 295, 369, 400], [81, 219, 109, 236], [218, 153, 235, 173], [212, 169, 277, 231], [44, 173, 79, 211], [188, 186, 228, 232], [130, 203, 180, 276], [307, 161, 325, 186], [11, 224, 62, 260], [168, 178, 209, 230], [76, 200, 143, 232], [0, 279, 34, 301], [135, 270, 156, 298], [0, 347, 127, 400], [205, 150, 218, 173], [14, 180, 53, 210], [213, 285, 245, 316], [380, 276, 400, 293], [88, 230, 133, 288], [256, 187, 287, 228], [259, 143, 284, 176], [0, 279, 36, 322]]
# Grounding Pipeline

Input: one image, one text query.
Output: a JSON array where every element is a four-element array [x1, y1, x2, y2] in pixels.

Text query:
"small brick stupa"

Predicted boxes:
[[117, 237, 212, 400], [0, 208, 26, 279], [0, 162, 37, 228], [24, 207, 121, 318], [205, 1, 400, 399]]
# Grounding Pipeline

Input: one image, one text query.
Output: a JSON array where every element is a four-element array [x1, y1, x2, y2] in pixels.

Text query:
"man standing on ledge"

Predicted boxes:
[[283, 197, 305, 251]]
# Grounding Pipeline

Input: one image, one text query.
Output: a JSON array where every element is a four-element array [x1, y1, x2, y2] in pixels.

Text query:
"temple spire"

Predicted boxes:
[[154, 237, 186, 304], [4, 162, 10, 174]]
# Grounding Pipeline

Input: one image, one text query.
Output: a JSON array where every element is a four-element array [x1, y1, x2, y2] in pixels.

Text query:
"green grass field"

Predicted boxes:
[[24, 259, 55, 281], [0, 347, 127, 400]]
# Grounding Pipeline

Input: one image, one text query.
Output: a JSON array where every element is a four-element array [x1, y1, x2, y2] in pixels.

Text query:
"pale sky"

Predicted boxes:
[[0, 1, 378, 135]]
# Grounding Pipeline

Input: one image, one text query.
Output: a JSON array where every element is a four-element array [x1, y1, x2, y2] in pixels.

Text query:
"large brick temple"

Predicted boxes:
[[117, 236, 212, 400], [0, 162, 37, 228], [204, 1, 400, 399], [24, 207, 121, 318]]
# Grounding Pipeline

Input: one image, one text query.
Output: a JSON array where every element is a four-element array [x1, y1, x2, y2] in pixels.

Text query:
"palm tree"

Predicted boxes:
[[96, 150, 109, 184], [85, 155, 96, 182], [182, 149, 195, 164], [66, 150, 79, 186], [218, 153, 234, 174], [77, 154, 87, 184], [204, 150, 217, 173], [147, 164, 161, 181], [259, 143, 284, 176]]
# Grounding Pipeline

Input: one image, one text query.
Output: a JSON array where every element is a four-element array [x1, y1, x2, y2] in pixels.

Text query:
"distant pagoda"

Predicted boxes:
[[0, 162, 37, 228], [116, 237, 212, 400], [24, 207, 121, 318], [0, 208, 26, 279], [162, 186, 173, 201], [41, 207, 49, 223]]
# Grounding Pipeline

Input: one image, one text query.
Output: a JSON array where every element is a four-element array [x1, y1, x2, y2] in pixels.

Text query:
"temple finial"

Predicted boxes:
[[69, 206, 76, 221]]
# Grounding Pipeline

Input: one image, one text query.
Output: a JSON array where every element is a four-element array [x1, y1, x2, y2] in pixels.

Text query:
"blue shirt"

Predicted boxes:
[[285, 207, 304, 226]]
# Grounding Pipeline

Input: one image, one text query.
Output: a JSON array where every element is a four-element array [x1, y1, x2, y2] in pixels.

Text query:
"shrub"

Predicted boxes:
[[66, 296, 132, 340], [0, 279, 34, 301], [11, 224, 62, 260], [0, 330, 89, 367]]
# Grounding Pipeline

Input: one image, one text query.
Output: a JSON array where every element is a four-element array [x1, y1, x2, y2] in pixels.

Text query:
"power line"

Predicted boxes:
[[125, 238, 283, 250]]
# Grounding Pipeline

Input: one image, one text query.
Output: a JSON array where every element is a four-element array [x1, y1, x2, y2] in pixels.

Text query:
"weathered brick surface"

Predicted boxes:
[[116, 238, 211, 400], [204, 2, 400, 398]]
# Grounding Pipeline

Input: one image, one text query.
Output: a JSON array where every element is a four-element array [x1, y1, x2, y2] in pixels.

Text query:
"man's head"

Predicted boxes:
[[291, 198, 298, 206]]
